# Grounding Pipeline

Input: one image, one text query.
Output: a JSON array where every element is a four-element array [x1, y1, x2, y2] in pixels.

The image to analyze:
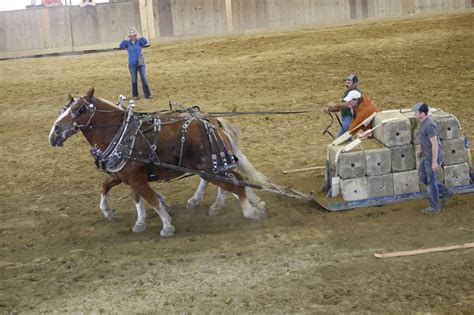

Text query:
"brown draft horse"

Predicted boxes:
[[49, 88, 268, 236]]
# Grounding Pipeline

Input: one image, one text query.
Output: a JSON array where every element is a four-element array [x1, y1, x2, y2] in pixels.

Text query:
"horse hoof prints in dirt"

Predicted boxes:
[[49, 87, 268, 236]]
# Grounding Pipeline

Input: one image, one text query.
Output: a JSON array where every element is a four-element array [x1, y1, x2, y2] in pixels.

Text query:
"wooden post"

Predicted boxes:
[[139, 0, 156, 40], [225, 0, 233, 33], [41, 8, 51, 49]]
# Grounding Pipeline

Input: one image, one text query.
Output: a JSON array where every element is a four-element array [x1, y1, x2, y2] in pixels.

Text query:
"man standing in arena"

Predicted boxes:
[[414, 102, 453, 214]]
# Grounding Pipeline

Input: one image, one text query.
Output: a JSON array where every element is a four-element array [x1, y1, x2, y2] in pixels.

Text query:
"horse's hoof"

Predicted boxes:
[[255, 201, 266, 211], [186, 198, 199, 209], [208, 202, 224, 216], [245, 208, 268, 220], [132, 223, 146, 233], [160, 225, 175, 237], [105, 209, 116, 221], [208, 207, 223, 216]]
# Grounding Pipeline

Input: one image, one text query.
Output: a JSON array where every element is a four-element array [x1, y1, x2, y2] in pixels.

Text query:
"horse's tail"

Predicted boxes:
[[217, 118, 269, 185]]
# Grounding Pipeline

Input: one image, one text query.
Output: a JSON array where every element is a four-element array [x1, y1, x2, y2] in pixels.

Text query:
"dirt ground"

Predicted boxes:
[[1, 11, 473, 313]]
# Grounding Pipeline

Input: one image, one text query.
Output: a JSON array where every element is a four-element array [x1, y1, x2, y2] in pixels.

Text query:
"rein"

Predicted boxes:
[[208, 110, 312, 117], [322, 112, 343, 140]]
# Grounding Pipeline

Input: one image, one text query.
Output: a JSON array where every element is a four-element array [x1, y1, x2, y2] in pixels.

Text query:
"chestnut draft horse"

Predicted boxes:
[[49, 88, 268, 236]]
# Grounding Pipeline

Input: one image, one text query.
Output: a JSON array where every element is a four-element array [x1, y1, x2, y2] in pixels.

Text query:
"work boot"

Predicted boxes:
[[442, 188, 454, 207], [420, 207, 441, 215]]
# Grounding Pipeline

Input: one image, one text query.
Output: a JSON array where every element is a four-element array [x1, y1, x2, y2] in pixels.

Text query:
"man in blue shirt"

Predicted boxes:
[[414, 102, 453, 214], [119, 27, 153, 100]]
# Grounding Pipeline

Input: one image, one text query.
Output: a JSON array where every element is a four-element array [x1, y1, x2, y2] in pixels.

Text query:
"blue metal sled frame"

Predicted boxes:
[[314, 184, 474, 212]]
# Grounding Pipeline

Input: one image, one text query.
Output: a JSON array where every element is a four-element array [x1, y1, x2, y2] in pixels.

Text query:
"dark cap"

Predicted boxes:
[[344, 74, 359, 83], [412, 102, 429, 114]]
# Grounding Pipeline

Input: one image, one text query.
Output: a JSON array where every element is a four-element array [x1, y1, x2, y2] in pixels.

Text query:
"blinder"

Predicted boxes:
[[69, 97, 96, 130], [71, 97, 95, 118]]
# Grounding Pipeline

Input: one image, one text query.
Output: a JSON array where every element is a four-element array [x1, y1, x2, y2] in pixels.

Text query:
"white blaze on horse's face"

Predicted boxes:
[[49, 98, 80, 147]]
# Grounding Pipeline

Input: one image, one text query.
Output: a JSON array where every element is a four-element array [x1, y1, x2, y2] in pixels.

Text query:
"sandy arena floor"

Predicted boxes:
[[0, 11, 473, 313]]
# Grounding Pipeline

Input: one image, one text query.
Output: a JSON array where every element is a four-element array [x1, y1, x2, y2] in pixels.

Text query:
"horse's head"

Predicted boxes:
[[49, 87, 97, 147]]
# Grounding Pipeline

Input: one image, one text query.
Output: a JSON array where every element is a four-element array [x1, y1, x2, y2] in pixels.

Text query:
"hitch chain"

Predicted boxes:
[[259, 183, 313, 201]]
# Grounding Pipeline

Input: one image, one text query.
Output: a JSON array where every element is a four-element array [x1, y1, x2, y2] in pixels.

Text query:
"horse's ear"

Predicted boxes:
[[86, 87, 95, 101], [68, 94, 73, 102]]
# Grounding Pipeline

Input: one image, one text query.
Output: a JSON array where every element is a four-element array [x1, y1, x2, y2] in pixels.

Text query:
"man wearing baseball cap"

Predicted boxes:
[[324, 74, 360, 136], [344, 90, 379, 133], [413, 102, 453, 214]]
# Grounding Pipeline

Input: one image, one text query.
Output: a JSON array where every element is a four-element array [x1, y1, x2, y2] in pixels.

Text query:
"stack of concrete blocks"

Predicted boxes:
[[328, 138, 393, 201], [328, 109, 471, 201]]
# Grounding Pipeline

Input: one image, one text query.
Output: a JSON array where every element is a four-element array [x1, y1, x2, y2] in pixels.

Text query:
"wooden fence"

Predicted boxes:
[[0, 0, 472, 59]]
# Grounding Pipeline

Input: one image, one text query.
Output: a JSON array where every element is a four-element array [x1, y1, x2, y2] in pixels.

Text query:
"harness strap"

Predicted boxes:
[[126, 154, 262, 189], [124, 154, 312, 200]]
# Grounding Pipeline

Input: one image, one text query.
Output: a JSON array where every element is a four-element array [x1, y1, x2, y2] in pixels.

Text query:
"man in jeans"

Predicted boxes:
[[414, 102, 454, 214], [119, 27, 153, 100]]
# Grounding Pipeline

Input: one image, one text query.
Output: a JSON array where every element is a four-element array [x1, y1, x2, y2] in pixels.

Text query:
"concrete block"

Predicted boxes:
[[368, 174, 394, 197], [365, 146, 391, 176], [338, 151, 366, 179], [390, 144, 416, 172], [443, 163, 470, 187], [327, 144, 366, 179], [401, 109, 420, 144], [436, 116, 461, 140], [373, 110, 411, 147], [432, 111, 461, 140], [341, 177, 369, 201], [393, 170, 420, 195], [442, 137, 466, 165]]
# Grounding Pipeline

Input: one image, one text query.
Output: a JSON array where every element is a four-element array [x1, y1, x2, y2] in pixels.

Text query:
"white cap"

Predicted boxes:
[[343, 90, 362, 102]]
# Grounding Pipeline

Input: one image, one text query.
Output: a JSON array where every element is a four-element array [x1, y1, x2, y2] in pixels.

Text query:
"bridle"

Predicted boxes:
[[63, 96, 123, 131], [68, 97, 96, 131]]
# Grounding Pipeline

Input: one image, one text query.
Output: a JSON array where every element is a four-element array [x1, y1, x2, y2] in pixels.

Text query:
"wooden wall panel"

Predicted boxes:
[[1, 0, 472, 58]]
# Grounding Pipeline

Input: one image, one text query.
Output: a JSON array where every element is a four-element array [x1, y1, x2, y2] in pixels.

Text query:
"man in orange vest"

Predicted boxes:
[[344, 90, 380, 138]]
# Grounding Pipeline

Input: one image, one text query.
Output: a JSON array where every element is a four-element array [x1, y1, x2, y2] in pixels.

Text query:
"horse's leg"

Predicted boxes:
[[132, 194, 147, 233], [246, 189, 266, 212], [99, 176, 122, 221], [209, 172, 267, 219], [208, 187, 227, 216], [186, 178, 230, 215], [130, 179, 175, 237], [153, 189, 171, 214], [239, 187, 268, 219], [186, 178, 209, 209]]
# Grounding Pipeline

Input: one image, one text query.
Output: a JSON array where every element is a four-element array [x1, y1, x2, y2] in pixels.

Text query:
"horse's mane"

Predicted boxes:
[[96, 97, 123, 111]]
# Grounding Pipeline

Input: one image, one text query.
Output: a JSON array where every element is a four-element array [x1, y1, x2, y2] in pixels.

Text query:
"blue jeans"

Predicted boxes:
[[336, 115, 352, 137], [419, 159, 451, 210], [129, 64, 152, 98]]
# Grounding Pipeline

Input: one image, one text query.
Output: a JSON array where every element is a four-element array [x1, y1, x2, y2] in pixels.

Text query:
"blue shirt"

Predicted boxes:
[[418, 117, 443, 163], [119, 37, 149, 65]]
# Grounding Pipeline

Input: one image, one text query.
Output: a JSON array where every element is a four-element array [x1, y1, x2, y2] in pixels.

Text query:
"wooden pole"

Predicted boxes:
[[225, 0, 233, 33], [139, 0, 156, 40], [374, 242, 474, 259], [281, 166, 325, 174]]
